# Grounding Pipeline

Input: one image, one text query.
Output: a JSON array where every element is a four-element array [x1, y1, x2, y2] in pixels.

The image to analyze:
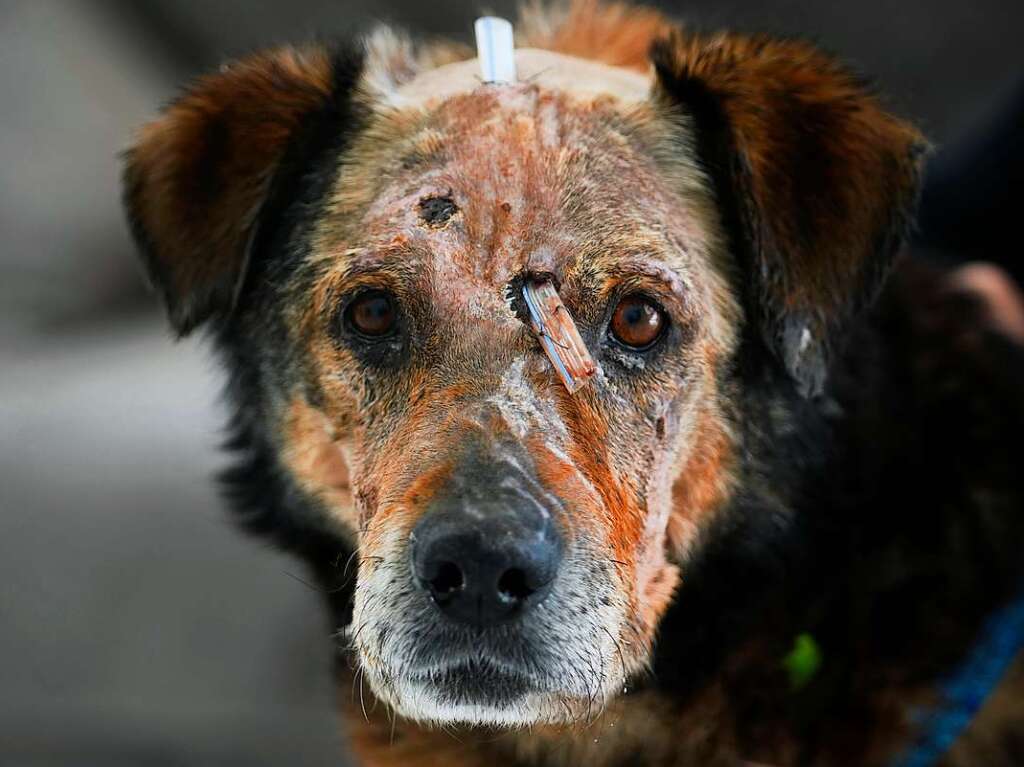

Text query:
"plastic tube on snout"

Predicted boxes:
[[522, 280, 597, 394]]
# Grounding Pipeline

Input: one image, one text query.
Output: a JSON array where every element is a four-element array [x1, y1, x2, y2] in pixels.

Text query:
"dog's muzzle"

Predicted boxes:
[[352, 419, 626, 726], [410, 453, 563, 627]]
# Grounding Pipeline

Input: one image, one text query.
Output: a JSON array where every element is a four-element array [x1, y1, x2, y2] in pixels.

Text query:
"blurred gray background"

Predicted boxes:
[[1, 1, 1021, 765]]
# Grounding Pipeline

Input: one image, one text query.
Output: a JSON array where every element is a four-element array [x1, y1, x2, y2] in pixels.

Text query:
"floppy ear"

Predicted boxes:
[[652, 31, 927, 395], [123, 44, 364, 335]]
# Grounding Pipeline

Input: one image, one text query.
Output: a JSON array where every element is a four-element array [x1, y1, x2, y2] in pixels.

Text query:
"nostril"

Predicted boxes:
[[430, 561, 464, 598], [411, 509, 563, 625], [497, 567, 535, 603]]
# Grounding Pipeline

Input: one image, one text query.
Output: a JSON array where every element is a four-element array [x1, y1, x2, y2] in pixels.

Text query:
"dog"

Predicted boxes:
[[121, 1, 1024, 764]]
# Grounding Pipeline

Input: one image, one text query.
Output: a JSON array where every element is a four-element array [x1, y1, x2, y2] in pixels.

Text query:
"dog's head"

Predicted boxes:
[[123, 1, 922, 728]]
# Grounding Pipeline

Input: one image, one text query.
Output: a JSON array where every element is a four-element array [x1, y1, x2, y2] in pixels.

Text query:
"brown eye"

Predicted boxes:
[[609, 295, 666, 350], [345, 290, 397, 337]]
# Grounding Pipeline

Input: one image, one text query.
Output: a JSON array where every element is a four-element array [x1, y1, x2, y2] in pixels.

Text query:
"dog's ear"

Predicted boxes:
[[123, 44, 364, 335], [652, 32, 926, 395]]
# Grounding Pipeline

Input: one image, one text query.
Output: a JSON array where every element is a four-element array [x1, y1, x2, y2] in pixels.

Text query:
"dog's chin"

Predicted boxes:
[[371, 662, 579, 728]]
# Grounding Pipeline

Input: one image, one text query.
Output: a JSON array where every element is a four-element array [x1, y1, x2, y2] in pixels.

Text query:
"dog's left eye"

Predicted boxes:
[[609, 294, 667, 350], [344, 290, 398, 338]]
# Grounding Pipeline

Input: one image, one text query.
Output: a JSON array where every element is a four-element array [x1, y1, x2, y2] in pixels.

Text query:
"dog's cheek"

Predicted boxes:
[[280, 396, 357, 529], [632, 335, 735, 564], [557, 395, 650, 567], [629, 371, 733, 634], [547, 389, 683, 645], [666, 408, 734, 560], [638, 562, 681, 638], [631, 417, 685, 641]]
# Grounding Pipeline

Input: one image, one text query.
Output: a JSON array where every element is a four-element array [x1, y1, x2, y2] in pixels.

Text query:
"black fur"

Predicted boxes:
[[647, 256, 1024, 761], [216, 42, 368, 611]]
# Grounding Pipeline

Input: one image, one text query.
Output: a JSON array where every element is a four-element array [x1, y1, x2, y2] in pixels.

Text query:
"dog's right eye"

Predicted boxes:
[[344, 290, 398, 338]]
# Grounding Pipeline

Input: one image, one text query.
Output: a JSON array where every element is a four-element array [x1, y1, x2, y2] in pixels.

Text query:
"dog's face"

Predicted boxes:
[[293, 54, 738, 724], [123, 3, 922, 729]]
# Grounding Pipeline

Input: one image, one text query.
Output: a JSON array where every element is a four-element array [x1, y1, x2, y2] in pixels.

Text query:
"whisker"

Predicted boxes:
[[282, 569, 346, 594], [600, 625, 628, 683], [358, 666, 369, 722], [342, 548, 361, 579]]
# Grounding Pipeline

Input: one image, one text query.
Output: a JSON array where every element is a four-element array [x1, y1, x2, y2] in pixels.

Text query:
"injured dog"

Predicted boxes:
[[122, 1, 1024, 764]]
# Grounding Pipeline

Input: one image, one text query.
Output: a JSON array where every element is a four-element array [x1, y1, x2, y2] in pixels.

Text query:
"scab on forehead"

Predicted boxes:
[[418, 193, 459, 227]]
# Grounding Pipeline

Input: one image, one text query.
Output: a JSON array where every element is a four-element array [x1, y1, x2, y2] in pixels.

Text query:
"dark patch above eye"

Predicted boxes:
[[418, 194, 458, 227]]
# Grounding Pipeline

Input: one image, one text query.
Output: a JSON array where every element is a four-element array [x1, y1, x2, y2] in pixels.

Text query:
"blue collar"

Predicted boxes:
[[889, 588, 1024, 767]]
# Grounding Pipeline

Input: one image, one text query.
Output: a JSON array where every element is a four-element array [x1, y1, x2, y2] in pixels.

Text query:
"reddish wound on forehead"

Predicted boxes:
[[522, 280, 597, 394]]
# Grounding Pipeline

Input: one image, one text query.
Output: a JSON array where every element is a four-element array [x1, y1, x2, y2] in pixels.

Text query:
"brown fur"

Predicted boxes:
[[652, 30, 925, 392], [124, 46, 338, 334], [282, 397, 354, 525], [519, 0, 673, 72], [666, 409, 734, 559]]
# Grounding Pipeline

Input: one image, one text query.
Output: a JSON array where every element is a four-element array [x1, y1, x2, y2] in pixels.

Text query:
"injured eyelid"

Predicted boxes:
[[521, 279, 597, 395]]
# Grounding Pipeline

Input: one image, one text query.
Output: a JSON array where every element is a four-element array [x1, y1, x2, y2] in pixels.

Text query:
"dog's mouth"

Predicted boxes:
[[379, 655, 570, 726], [408, 658, 537, 707], [350, 528, 635, 726], [356, 622, 630, 727]]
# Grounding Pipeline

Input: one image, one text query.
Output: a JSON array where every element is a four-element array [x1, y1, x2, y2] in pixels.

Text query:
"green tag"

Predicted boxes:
[[784, 632, 822, 690]]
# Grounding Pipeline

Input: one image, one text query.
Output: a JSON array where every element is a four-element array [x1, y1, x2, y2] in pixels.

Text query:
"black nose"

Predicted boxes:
[[411, 500, 562, 627]]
